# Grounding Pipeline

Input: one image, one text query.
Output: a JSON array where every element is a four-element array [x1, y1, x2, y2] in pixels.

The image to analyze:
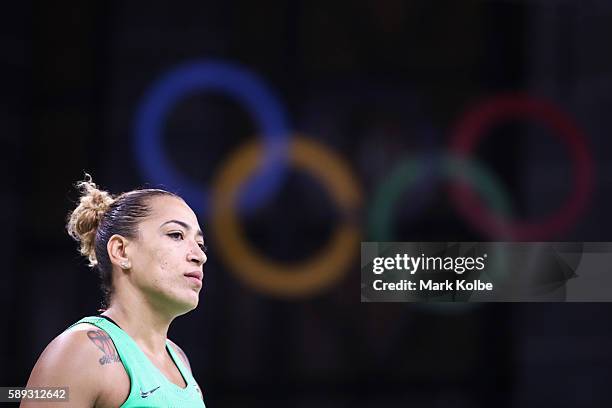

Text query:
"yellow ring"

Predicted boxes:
[[211, 135, 362, 298]]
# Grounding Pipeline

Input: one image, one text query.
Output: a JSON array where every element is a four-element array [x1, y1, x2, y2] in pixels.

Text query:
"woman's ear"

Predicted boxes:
[[107, 234, 131, 270]]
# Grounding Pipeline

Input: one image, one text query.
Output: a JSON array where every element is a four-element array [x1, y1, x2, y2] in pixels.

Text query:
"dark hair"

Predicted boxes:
[[66, 174, 180, 309]]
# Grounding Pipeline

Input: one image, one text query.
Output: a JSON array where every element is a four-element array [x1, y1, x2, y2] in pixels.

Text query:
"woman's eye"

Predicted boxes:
[[168, 232, 183, 240]]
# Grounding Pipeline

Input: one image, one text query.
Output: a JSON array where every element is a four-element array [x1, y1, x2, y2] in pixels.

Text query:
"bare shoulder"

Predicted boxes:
[[167, 338, 192, 373], [23, 324, 130, 408]]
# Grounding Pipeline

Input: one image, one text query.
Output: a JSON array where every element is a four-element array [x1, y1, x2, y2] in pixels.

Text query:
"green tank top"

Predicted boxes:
[[69, 316, 206, 408]]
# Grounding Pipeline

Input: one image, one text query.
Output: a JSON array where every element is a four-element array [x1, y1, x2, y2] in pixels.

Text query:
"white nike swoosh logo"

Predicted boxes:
[[140, 386, 160, 398]]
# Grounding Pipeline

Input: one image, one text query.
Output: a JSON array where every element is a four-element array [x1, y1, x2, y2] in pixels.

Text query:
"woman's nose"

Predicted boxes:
[[188, 244, 206, 265]]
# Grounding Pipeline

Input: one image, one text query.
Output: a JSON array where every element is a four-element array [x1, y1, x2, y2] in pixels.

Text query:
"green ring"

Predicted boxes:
[[366, 154, 513, 306], [369, 155, 514, 241]]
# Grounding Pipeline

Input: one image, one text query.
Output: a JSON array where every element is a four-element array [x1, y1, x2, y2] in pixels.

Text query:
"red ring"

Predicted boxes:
[[449, 93, 594, 240]]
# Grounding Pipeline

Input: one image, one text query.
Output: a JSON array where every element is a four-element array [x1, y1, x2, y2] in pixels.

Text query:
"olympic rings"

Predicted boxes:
[[134, 60, 290, 216], [132, 61, 595, 299], [449, 93, 595, 240], [211, 135, 362, 298]]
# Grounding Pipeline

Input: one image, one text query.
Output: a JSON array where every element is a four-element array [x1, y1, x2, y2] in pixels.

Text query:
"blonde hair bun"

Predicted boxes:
[[66, 173, 115, 267]]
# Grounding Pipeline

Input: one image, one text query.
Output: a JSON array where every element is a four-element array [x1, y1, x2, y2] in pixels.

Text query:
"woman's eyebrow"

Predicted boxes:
[[160, 219, 204, 238]]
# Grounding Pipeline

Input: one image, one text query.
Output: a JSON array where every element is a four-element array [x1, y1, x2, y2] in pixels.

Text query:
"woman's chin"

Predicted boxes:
[[177, 291, 200, 312], [160, 291, 200, 316]]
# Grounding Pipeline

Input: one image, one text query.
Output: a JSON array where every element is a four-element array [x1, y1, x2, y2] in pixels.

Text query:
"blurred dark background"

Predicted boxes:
[[3, 0, 612, 406]]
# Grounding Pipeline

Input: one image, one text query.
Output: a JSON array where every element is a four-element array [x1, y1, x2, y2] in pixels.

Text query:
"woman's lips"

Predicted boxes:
[[184, 271, 203, 286]]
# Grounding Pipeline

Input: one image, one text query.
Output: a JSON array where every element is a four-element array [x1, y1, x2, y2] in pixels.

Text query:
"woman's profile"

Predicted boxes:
[[22, 175, 207, 407]]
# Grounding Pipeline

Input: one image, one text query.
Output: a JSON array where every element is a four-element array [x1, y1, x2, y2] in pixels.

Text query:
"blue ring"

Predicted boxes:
[[134, 60, 290, 215]]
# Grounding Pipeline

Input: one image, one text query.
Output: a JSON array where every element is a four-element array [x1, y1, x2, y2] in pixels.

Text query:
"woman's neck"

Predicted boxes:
[[101, 295, 174, 358]]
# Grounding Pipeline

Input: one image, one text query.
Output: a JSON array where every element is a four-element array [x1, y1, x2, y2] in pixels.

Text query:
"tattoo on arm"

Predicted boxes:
[[87, 330, 121, 365]]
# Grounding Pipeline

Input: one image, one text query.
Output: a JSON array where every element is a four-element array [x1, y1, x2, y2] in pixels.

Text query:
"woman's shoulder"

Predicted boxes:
[[23, 323, 130, 407], [31, 323, 119, 379], [63, 323, 126, 367]]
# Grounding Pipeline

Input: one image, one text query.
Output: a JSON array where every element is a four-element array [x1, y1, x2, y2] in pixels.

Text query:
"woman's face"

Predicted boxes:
[[126, 195, 207, 315]]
